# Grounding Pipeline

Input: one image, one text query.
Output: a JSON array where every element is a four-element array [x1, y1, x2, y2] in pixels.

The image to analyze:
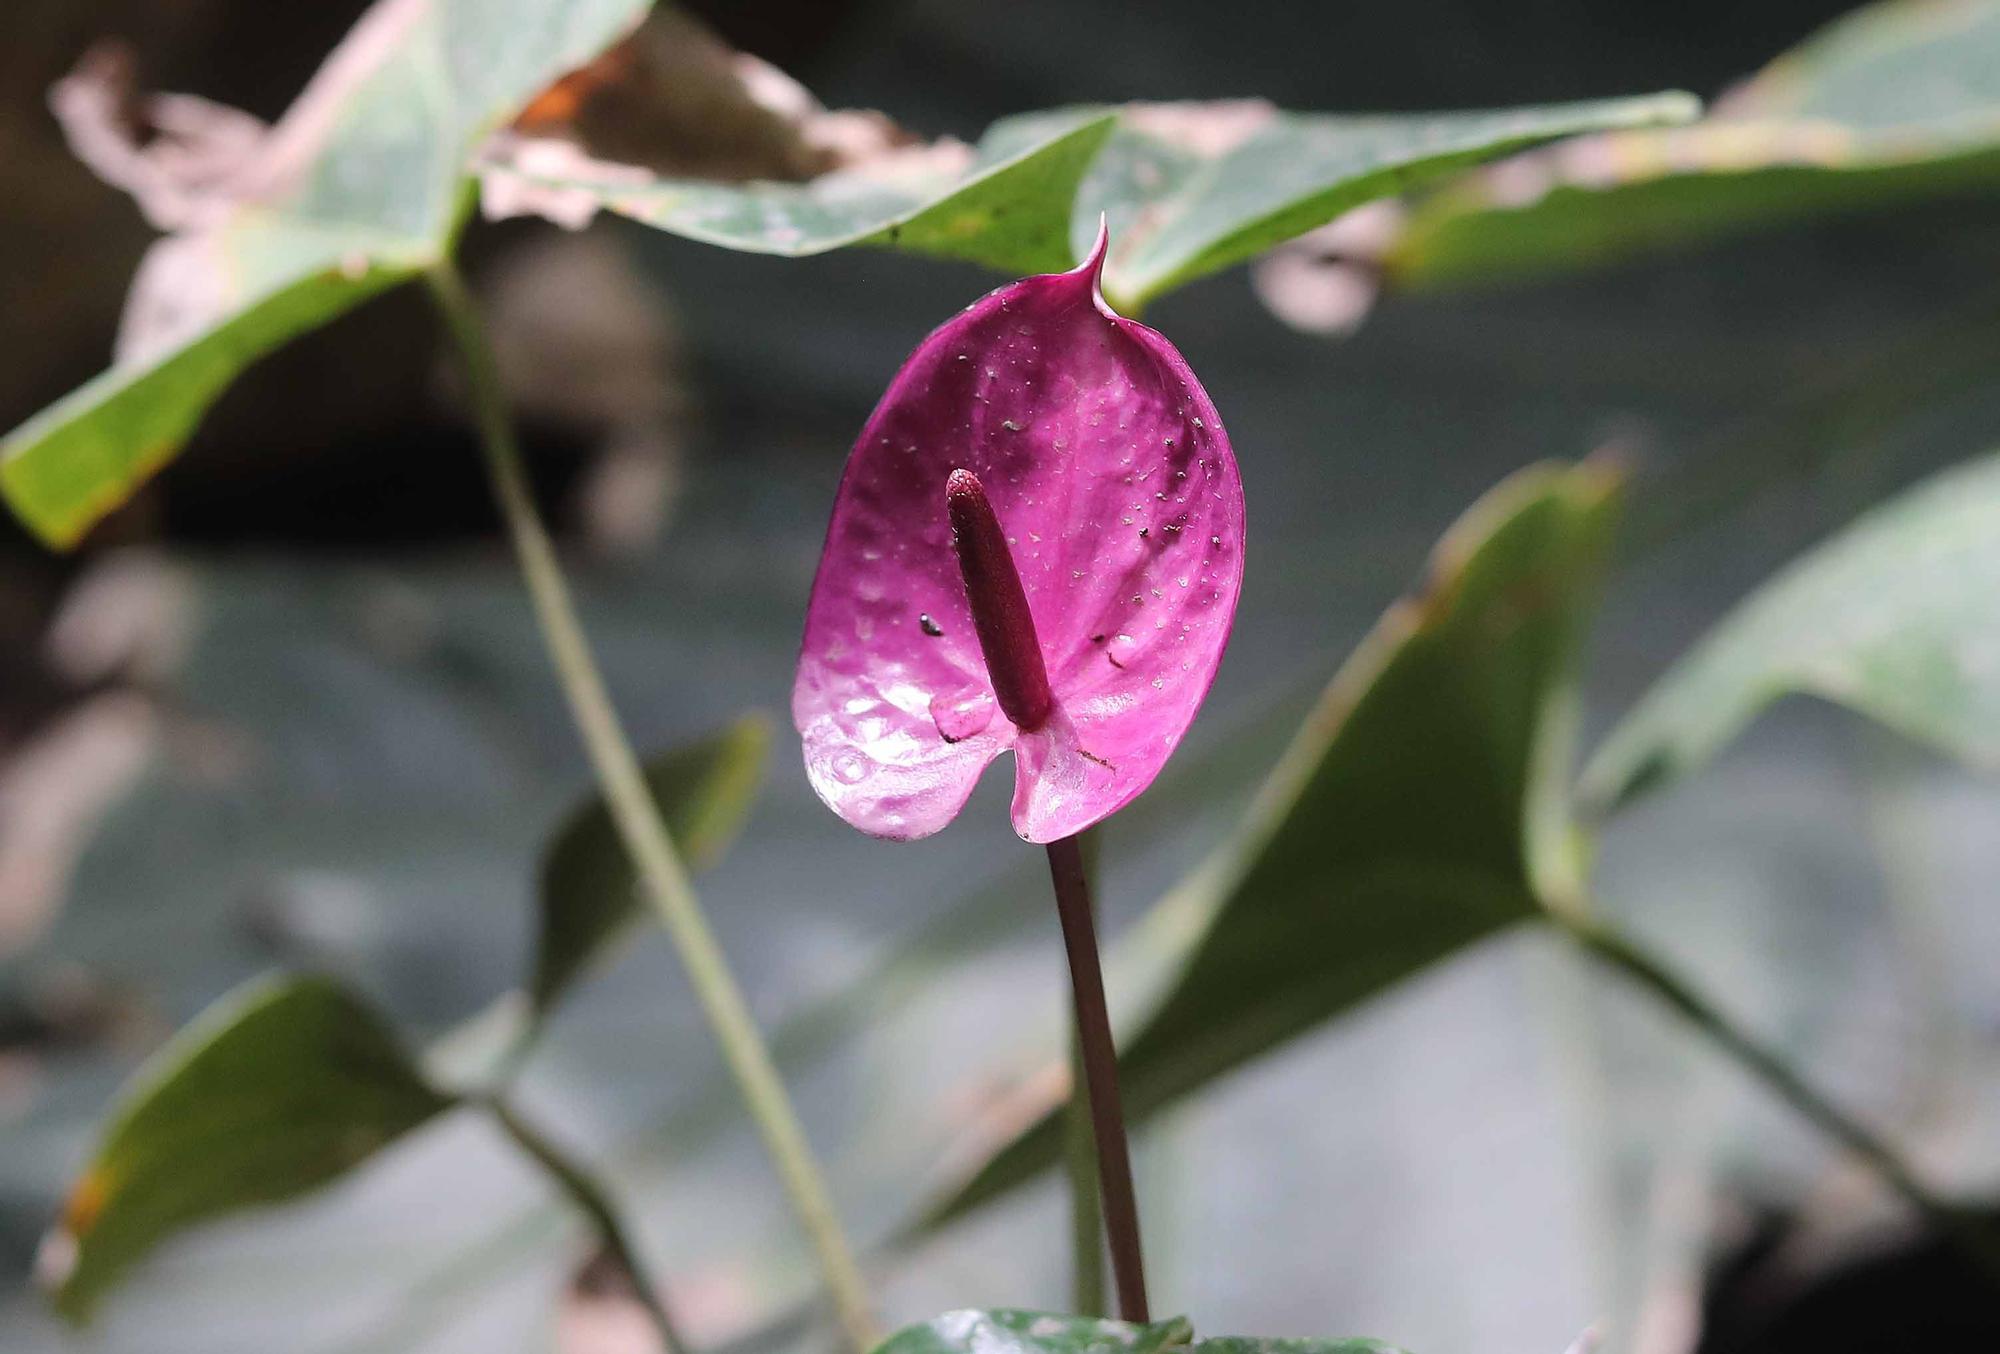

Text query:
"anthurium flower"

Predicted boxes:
[[794, 226, 1244, 842]]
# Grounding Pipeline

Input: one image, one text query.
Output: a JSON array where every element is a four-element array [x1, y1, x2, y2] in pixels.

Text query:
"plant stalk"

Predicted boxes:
[[1063, 828, 1108, 1316], [425, 261, 878, 1353], [488, 1098, 690, 1354], [1065, 1021, 1108, 1315], [1045, 833, 1149, 1322], [1557, 909, 2000, 1272]]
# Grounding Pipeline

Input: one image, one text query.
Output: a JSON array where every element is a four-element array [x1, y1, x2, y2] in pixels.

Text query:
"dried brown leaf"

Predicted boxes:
[[505, 7, 916, 182]]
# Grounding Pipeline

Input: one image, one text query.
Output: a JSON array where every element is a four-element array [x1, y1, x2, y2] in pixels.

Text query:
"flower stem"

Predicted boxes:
[[1065, 1022, 1108, 1315], [1064, 832, 1108, 1316], [1045, 834, 1149, 1321], [424, 261, 878, 1353], [1555, 908, 2000, 1273], [487, 1097, 690, 1354]]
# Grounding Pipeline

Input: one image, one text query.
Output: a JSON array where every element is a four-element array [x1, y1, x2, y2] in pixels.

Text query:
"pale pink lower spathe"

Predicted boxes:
[[793, 227, 1245, 842]]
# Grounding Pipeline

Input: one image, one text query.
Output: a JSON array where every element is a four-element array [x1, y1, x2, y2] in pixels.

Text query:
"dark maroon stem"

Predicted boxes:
[[946, 468, 1054, 732], [1045, 834, 1150, 1323], [946, 468, 1147, 1316]]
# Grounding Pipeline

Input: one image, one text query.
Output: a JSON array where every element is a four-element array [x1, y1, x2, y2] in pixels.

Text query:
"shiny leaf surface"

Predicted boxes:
[[875, 1310, 1408, 1354]]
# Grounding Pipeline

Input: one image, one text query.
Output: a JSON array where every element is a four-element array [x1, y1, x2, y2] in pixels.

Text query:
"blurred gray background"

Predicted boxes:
[[3, 2, 1999, 1352]]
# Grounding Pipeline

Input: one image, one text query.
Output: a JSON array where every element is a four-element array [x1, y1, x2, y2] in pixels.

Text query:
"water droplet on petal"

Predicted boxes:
[[930, 686, 997, 743], [830, 751, 871, 784]]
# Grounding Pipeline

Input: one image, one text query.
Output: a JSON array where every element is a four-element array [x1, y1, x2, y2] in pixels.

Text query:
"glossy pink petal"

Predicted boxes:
[[793, 227, 1244, 842]]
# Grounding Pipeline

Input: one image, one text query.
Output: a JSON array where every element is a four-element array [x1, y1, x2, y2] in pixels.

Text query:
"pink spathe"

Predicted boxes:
[[793, 226, 1245, 842]]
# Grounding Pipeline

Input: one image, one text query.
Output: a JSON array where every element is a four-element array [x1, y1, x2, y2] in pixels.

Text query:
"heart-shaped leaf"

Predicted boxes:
[[1385, 0, 2000, 291], [1586, 448, 2000, 812], [41, 974, 454, 1323], [1, 0, 652, 547], [924, 461, 1623, 1225], [1067, 92, 1698, 308], [483, 108, 1119, 275], [532, 714, 771, 1015], [875, 1310, 1407, 1354]]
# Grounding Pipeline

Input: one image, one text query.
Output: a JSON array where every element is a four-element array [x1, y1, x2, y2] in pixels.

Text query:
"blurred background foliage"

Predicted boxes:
[[3, 1, 2000, 1353]]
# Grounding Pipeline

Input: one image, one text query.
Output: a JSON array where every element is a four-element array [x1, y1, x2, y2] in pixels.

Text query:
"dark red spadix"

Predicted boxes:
[[946, 468, 1055, 734]]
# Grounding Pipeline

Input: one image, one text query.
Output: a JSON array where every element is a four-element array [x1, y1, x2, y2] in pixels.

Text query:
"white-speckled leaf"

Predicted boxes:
[[875, 1310, 1409, 1354]]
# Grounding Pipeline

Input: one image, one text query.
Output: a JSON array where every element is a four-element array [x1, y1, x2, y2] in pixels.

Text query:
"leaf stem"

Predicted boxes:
[[424, 261, 878, 1353], [1045, 833, 1149, 1321], [487, 1097, 690, 1354], [1555, 908, 2000, 1274]]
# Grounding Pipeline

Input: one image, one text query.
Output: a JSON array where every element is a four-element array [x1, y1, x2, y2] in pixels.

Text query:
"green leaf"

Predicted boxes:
[[924, 461, 1623, 1226], [874, 1311, 1407, 1354], [1586, 449, 2000, 813], [1386, 0, 2000, 291], [878, 1311, 1195, 1354], [532, 714, 772, 1014], [495, 110, 1119, 276], [1, 0, 652, 547], [42, 974, 453, 1323], [1077, 93, 1698, 308]]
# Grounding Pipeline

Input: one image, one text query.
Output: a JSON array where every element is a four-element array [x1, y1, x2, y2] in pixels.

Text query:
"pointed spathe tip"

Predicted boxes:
[[1070, 214, 1117, 316], [1081, 214, 1109, 275]]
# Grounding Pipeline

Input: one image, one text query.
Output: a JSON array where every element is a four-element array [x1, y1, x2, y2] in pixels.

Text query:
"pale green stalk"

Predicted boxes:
[[425, 261, 878, 1352]]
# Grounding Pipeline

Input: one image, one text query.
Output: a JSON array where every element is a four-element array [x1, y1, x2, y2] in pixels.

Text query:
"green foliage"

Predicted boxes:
[[527, 110, 1118, 275], [498, 92, 1696, 302], [0, 0, 1694, 550], [43, 975, 453, 1324], [532, 714, 772, 1014], [46, 700, 775, 1330], [878, 1311, 1193, 1354], [1586, 449, 2000, 812], [0, 255, 413, 550], [0, 0, 653, 548], [1386, 0, 2000, 290], [1073, 93, 1699, 308], [927, 461, 1622, 1224], [874, 1310, 1405, 1354], [493, 88, 1701, 303]]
